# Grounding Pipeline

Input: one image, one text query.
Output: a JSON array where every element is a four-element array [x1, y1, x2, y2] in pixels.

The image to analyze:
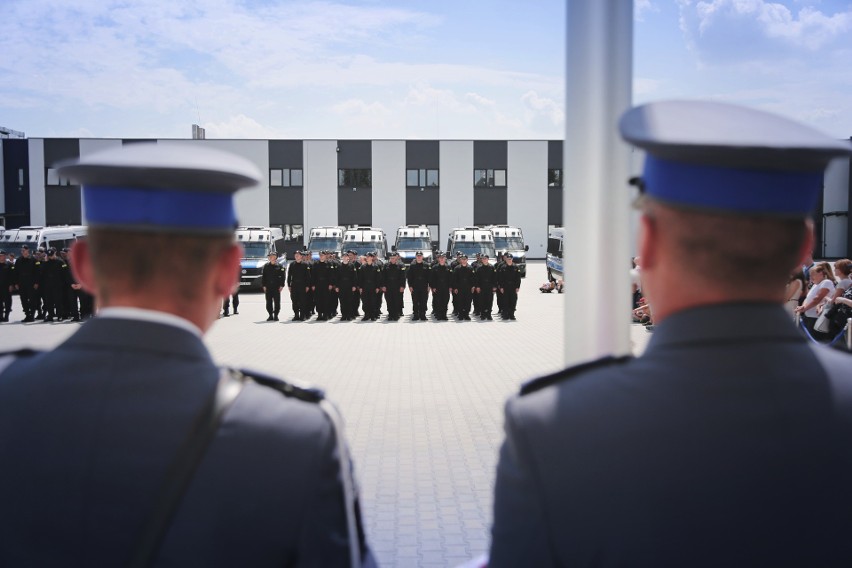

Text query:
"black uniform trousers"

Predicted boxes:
[[290, 284, 308, 318], [385, 287, 403, 318], [411, 286, 429, 318], [265, 288, 281, 316]]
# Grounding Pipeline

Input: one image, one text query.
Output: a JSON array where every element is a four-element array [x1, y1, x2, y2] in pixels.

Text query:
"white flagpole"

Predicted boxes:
[[563, 0, 634, 366]]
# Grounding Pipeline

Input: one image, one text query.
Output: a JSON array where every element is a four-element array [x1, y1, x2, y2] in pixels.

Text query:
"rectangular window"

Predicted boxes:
[[46, 168, 60, 186], [407, 168, 440, 187], [474, 169, 506, 188], [270, 169, 283, 186], [338, 169, 372, 188], [18, 169, 24, 186], [291, 169, 303, 186], [281, 169, 291, 187], [548, 169, 563, 187]]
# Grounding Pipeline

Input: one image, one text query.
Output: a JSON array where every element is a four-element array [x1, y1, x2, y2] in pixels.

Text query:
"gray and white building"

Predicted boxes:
[[1, 137, 850, 257]]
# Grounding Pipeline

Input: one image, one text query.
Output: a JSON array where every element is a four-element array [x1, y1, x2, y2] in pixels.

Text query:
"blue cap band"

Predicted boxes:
[[84, 185, 236, 230], [643, 155, 822, 215]]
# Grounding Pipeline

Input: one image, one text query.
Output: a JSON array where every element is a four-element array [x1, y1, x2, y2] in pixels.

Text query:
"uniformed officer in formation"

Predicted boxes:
[[357, 252, 382, 321], [473, 254, 496, 320], [10, 244, 38, 322], [496, 253, 521, 320], [0, 143, 374, 567], [451, 254, 475, 321], [311, 250, 337, 321], [382, 251, 406, 321], [336, 249, 359, 321], [490, 100, 852, 567], [428, 252, 452, 321], [407, 251, 431, 321], [286, 249, 311, 321], [0, 250, 13, 322], [38, 247, 71, 322], [261, 250, 285, 321]]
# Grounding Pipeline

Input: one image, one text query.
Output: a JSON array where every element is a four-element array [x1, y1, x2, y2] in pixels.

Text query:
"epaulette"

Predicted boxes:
[[234, 367, 325, 403], [519, 355, 633, 396], [0, 348, 42, 358]]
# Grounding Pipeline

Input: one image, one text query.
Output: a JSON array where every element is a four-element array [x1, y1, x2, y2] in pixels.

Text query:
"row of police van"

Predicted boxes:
[[237, 224, 531, 291]]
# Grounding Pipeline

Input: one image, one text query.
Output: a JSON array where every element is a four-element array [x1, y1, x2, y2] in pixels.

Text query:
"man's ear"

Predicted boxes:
[[638, 213, 657, 271], [213, 243, 242, 297], [70, 240, 97, 295]]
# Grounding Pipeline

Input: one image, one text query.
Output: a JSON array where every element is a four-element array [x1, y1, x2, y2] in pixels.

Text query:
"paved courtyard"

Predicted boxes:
[[0, 261, 650, 567]]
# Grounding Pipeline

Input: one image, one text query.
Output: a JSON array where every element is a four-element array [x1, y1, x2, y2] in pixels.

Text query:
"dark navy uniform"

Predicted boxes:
[[451, 260, 475, 320], [490, 100, 852, 567], [336, 259, 358, 321], [261, 256, 285, 321], [286, 256, 311, 320], [311, 256, 337, 321], [473, 260, 496, 320], [406, 255, 430, 321], [11, 250, 38, 321], [382, 256, 406, 320], [0, 253, 12, 322], [496, 257, 522, 320], [38, 250, 70, 322], [428, 256, 452, 321], [356, 257, 382, 321]]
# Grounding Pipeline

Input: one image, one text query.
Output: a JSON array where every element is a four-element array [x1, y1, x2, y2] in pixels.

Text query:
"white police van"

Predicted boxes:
[[446, 227, 496, 260], [392, 225, 433, 264], [306, 226, 346, 261], [489, 224, 529, 277], [0, 225, 87, 257], [235, 226, 287, 290], [343, 226, 388, 260], [546, 227, 564, 282]]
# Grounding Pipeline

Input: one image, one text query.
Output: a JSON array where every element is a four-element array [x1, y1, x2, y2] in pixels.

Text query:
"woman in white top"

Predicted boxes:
[[795, 262, 836, 338]]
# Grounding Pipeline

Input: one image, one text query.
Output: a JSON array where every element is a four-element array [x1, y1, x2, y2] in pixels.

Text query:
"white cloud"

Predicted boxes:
[[203, 114, 284, 139], [635, 0, 660, 21]]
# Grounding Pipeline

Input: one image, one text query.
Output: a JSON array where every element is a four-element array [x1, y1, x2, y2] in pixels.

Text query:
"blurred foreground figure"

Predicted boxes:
[[490, 101, 852, 567], [0, 143, 374, 568]]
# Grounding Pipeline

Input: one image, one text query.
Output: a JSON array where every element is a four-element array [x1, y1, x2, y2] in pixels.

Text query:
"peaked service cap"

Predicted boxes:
[[619, 100, 852, 217], [57, 143, 261, 234]]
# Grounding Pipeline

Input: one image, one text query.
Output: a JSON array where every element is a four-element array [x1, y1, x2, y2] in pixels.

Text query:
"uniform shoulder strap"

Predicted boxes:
[[129, 367, 245, 568], [520, 355, 633, 396], [0, 348, 41, 377], [238, 368, 325, 403]]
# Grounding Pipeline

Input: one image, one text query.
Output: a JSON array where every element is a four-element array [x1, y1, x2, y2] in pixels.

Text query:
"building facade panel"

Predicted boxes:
[[2, 139, 30, 228], [372, 140, 406, 237], [508, 141, 548, 258], [304, 140, 338, 232], [268, 140, 304, 227], [439, 141, 474, 244], [337, 140, 372, 226], [405, 141, 440, 232], [473, 140, 508, 226], [548, 140, 563, 228], [44, 139, 81, 225], [27, 139, 46, 226]]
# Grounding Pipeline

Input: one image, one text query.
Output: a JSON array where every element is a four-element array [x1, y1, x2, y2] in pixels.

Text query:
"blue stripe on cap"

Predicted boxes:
[[84, 186, 236, 230], [643, 155, 822, 215]]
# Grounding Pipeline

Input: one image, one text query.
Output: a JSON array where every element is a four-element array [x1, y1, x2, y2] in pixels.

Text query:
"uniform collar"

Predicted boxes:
[[646, 302, 801, 353]]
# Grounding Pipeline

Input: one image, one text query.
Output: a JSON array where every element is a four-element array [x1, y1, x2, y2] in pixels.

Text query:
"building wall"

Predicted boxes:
[[439, 141, 474, 248], [824, 156, 851, 258], [304, 140, 338, 232], [508, 141, 548, 258], [28, 139, 46, 226], [372, 140, 406, 237]]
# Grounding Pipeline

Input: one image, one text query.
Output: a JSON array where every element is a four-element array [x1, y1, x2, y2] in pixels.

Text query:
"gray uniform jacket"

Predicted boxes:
[[490, 303, 852, 567], [0, 317, 371, 567]]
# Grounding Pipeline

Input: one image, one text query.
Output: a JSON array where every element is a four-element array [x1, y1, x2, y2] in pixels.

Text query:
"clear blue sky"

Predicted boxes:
[[2, 0, 851, 140]]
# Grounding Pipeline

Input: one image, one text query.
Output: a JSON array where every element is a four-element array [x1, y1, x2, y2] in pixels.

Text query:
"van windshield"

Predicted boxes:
[[494, 237, 524, 250], [241, 242, 273, 258], [349, 244, 384, 257], [452, 243, 496, 258], [308, 237, 342, 251], [396, 237, 431, 250], [1, 243, 39, 259]]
